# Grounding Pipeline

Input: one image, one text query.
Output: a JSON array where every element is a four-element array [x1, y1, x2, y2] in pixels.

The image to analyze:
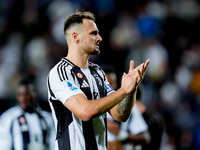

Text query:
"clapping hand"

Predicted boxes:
[[121, 59, 150, 94]]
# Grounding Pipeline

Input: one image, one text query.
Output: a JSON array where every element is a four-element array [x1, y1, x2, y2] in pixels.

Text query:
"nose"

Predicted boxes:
[[97, 34, 103, 42]]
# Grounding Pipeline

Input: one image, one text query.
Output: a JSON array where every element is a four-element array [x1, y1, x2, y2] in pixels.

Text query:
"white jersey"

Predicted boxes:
[[119, 104, 148, 150], [47, 58, 114, 150], [0, 105, 55, 150], [107, 98, 148, 143], [120, 104, 148, 135], [107, 113, 118, 142]]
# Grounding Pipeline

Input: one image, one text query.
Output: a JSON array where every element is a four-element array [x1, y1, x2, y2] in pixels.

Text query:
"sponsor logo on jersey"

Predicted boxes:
[[81, 80, 89, 88], [106, 85, 114, 94], [67, 81, 78, 91], [77, 73, 83, 78]]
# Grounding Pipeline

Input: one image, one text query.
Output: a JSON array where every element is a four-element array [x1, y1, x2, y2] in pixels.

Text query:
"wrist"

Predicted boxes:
[[118, 87, 129, 97]]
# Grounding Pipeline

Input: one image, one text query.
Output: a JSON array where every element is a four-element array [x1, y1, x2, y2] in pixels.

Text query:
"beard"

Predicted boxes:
[[91, 48, 100, 55]]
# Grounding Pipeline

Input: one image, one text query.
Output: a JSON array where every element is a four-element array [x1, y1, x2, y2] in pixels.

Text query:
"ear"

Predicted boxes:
[[71, 32, 79, 43]]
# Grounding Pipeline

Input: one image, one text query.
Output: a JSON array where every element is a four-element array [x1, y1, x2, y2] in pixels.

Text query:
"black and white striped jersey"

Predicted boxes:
[[47, 58, 114, 150], [0, 105, 56, 150]]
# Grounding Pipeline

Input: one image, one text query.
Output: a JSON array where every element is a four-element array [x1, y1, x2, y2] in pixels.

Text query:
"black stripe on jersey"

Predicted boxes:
[[10, 119, 14, 150], [18, 115, 30, 150], [57, 60, 70, 81], [104, 117, 108, 148], [70, 70, 76, 81], [82, 121, 98, 150], [50, 99, 73, 150], [57, 62, 63, 81], [47, 76, 56, 99], [63, 62, 68, 80], [57, 61, 66, 81], [98, 66, 107, 82]]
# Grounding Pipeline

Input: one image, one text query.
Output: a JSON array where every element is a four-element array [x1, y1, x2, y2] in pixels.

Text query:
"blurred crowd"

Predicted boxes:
[[0, 0, 200, 149]]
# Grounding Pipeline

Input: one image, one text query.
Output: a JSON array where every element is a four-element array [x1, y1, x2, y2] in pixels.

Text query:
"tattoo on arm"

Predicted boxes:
[[117, 94, 133, 115]]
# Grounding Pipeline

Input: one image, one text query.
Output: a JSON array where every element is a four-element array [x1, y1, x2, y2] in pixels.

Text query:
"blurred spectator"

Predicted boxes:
[[119, 104, 150, 150], [101, 65, 123, 150], [102, 65, 150, 150], [160, 111, 182, 150], [0, 78, 55, 150], [0, 33, 23, 102], [136, 85, 164, 150], [47, 0, 77, 45]]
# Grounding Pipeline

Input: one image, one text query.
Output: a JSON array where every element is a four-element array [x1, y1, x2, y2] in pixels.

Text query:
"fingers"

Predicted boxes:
[[136, 59, 150, 84], [144, 59, 150, 70], [121, 59, 150, 94], [137, 68, 143, 83], [128, 59, 150, 79], [139, 59, 150, 76], [129, 60, 134, 73]]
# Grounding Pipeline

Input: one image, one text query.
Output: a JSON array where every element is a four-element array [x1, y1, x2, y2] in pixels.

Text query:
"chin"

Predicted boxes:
[[91, 49, 100, 55]]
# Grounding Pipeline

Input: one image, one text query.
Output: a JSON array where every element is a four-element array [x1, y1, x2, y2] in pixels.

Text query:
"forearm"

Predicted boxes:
[[92, 88, 128, 118], [110, 88, 137, 122], [66, 87, 129, 121]]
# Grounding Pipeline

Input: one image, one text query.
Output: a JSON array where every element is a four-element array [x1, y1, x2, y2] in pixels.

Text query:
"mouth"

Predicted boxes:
[[96, 42, 100, 49], [96, 45, 99, 49], [20, 103, 27, 110]]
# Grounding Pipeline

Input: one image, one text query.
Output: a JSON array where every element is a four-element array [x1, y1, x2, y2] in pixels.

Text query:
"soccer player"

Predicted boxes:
[[47, 11, 150, 150], [0, 79, 55, 150]]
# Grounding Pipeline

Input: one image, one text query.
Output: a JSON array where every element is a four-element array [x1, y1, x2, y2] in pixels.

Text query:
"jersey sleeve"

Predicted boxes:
[[102, 72, 115, 95], [48, 67, 84, 104], [105, 81, 115, 95]]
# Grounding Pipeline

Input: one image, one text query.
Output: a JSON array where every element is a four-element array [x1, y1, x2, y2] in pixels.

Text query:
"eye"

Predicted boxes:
[[91, 31, 98, 35]]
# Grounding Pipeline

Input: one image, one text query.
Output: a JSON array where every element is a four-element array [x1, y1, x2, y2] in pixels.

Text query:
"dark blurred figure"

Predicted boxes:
[[102, 65, 124, 150], [0, 78, 55, 150], [102, 65, 150, 150], [136, 85, 164, 150]]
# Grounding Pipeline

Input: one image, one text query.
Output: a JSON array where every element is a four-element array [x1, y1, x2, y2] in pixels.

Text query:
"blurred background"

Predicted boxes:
[[0, 0, 200, 149]]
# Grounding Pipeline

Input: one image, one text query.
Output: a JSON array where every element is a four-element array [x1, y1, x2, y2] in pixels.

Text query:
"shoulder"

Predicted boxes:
[[39, 110, 52, 118], [88, 62, 103, 71], [38, 110, 54, 125], [89, 62, 106, 78], [0, 106, 22, 126], [48, 58, 75, 82], [49, 58, 73, 74], [0, 106, 22, 118]]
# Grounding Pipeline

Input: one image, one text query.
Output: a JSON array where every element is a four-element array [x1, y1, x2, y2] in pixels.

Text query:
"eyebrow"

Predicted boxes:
[[90, 30, 98, 34]]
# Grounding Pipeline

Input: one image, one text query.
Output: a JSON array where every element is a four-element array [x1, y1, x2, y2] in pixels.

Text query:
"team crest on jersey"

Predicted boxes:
[[19, 116, 26, 124], [67, 81, 78, 91], [94, 74, 103, 86], [106, 85, 114, 94], [77, 73, 83, 78]]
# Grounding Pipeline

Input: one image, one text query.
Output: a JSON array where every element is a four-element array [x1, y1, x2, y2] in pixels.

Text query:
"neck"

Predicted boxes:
[[22, 106, 35, 113], [66, 48, 89, 69]]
